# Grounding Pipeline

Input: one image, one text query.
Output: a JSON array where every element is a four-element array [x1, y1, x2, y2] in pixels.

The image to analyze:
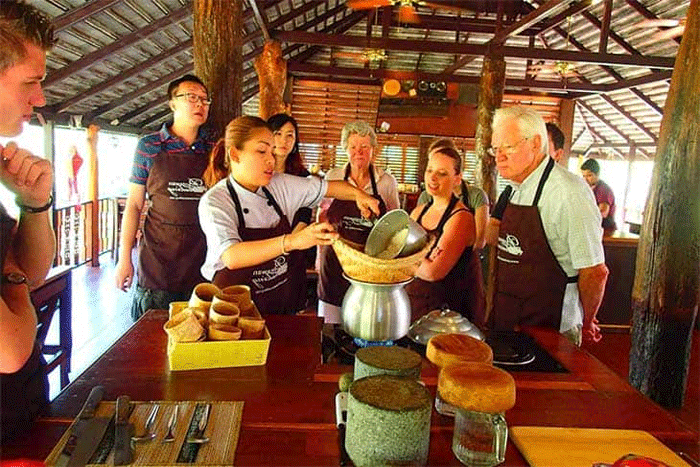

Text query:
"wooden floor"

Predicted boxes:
[[46, 258, 699, 436], [45, 254, 134, 400]]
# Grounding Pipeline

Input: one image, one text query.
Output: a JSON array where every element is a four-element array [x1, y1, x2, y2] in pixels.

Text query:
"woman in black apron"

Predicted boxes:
[[317, 121, 400, 323], [268, 113, 317, 282], [199, 116, 379, 316], [405, 146, 483, 323]]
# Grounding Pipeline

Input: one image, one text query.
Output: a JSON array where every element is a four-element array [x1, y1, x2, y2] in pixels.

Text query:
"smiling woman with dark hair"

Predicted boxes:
[[268, 113, 317, 282]]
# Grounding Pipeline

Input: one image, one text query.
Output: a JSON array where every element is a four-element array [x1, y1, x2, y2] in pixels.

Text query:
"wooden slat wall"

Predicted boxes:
[[292, 79, 380, 172], [501, 93, 562, 123]]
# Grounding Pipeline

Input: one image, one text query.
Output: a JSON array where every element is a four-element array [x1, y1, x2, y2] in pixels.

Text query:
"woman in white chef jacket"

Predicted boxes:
[[199, 116, 378, 315]]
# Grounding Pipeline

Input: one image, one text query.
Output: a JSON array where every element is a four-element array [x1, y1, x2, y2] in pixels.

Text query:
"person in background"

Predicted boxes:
[[417, 138, 489, 249], [199, 116, 379, 315], [546, 122, 566, 165], [0, 0, 56, 440], [66, 144, 83, 205], [115, 74, 216, 320], [580, 158, 617, 234], [316, 121, 400, 323], [486, 106, 608, 346], [406, 145, 484, 323], [268, 113, 316, 278]]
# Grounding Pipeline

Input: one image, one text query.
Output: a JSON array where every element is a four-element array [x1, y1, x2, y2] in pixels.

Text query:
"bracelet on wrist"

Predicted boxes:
[[280, 234, 289, 256], [16, 194, 53, 213]]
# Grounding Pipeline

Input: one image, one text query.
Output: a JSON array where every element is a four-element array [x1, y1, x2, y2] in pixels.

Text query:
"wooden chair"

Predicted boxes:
[[30, 267, 72, 389]]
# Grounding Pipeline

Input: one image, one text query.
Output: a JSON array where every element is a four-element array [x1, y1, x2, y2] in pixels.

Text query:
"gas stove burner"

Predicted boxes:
[[353, 337, 394, 348]]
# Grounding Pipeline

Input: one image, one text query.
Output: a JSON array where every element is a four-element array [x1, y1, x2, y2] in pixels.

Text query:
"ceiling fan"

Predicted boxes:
[[334, 48, 388, 63], [346, 0, 473, 24], [636, 17, 686, 41]]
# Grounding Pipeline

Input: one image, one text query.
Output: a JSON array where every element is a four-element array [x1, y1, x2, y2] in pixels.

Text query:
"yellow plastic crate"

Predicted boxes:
[[166, 302, 271, 371]]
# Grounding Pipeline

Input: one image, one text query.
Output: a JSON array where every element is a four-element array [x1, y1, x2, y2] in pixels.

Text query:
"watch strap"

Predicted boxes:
[[16, 194, 54, 213]]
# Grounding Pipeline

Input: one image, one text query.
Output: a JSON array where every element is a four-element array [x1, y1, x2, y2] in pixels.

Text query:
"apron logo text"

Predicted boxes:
[[498, 234, 524, 256], [167, 178, 207, 200], [251, 256, 288, 289]]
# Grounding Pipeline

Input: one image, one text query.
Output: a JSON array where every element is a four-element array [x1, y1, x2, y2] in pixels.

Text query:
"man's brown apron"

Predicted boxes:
[[492, 158, 578, 331], [212, 180, 305, 315], [317, 165, 387, 307], [405, 195, 482, 322], [0, 204, 47, 441], [137, 145, 208, 293]]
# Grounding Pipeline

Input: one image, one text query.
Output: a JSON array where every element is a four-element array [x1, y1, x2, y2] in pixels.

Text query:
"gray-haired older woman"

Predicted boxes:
[[317, 121, 400, 323]]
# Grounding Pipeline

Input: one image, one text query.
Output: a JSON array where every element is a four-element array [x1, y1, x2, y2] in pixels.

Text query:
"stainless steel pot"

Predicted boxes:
[[341, 275, 413, 341]]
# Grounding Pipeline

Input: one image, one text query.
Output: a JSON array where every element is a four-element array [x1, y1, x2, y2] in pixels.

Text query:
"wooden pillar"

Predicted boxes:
[[629, 0, 700, 408], [87, 124, 99, 267], [193, 0, 243, 136], [559, 99, 575, 167], [475, 44, 506, 324], [255, 40, 288, 120], [475, 46, 505, 203]]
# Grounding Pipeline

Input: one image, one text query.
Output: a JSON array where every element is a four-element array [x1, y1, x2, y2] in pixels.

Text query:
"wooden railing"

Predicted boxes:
[[53, 198, 119, 267]]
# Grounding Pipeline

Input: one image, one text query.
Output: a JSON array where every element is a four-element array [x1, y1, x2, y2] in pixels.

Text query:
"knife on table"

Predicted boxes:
[[55, 385, 112, 467], [113, 395, 134, 465], [335, 392, 351, 467]]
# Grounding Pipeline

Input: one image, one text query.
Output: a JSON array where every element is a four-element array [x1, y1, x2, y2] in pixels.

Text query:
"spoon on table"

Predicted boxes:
[[162, 405, 179, 443], [132, 404, 159, 442]]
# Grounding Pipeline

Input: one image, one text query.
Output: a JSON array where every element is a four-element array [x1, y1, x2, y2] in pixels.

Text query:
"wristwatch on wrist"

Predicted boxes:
[[2, 272, 28, 285]]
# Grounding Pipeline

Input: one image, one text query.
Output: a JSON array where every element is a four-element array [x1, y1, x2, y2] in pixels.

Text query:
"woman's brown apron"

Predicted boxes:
[[405, 195, 481, 322], [491, 158, 578, 331], [317, 165, 387, 307], [212, 180, 306, 315], [0, 204, 47, 441], [137, 145, 208, 293]]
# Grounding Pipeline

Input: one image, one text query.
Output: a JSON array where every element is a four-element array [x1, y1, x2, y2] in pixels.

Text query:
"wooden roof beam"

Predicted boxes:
[[61, 0, 328, 115], [599, 0, 613, 53], [246, 0, 270, 42], [576, 99, 632, 144], [536, 0, 594, 36], [44, 5, 191, 88], [393, 15, 540, 35], [550, 25, 667, 113], [599, 94, 658, 142], [623, 0, 682, 45], [52, 0, 122, 32], [52, 40, 192, 113], [286, 62, 603, 93], [88, 65, 193, 119], [287, 10, 367, 65], [492, 0, 568, 44], [273, 30, 676, 69]]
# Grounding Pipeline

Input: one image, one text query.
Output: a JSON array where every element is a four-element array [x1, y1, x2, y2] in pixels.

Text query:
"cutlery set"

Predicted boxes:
[[56, 386, 212, 466]]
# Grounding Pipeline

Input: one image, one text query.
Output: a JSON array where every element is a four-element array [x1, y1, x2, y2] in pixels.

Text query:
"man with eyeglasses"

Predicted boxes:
[[116, 74, 216, 320], [485, 106, 608, 346]]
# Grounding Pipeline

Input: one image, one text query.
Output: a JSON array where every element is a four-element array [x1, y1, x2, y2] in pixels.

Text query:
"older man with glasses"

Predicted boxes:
[[115, 74, 216, 320], [485, 106, 608, 346]]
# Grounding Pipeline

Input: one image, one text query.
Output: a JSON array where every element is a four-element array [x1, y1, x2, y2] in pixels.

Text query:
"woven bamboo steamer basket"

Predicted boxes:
[[331, 236, 433, 284]]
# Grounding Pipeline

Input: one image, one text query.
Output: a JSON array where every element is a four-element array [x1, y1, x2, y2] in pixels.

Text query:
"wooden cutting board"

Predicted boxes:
[[510, 427, 691, 467]]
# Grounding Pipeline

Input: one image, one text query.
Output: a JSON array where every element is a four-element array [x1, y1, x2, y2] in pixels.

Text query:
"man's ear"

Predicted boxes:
[[531, 133, 542, 153], [169, 100, 176, 112]]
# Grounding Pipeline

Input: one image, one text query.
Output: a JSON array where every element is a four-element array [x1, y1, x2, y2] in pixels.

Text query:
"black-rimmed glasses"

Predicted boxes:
[[175, 93, 212, 106]]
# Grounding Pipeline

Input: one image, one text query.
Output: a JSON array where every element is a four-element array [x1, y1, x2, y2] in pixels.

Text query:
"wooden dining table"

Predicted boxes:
[[3, 309, 698, 466]]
